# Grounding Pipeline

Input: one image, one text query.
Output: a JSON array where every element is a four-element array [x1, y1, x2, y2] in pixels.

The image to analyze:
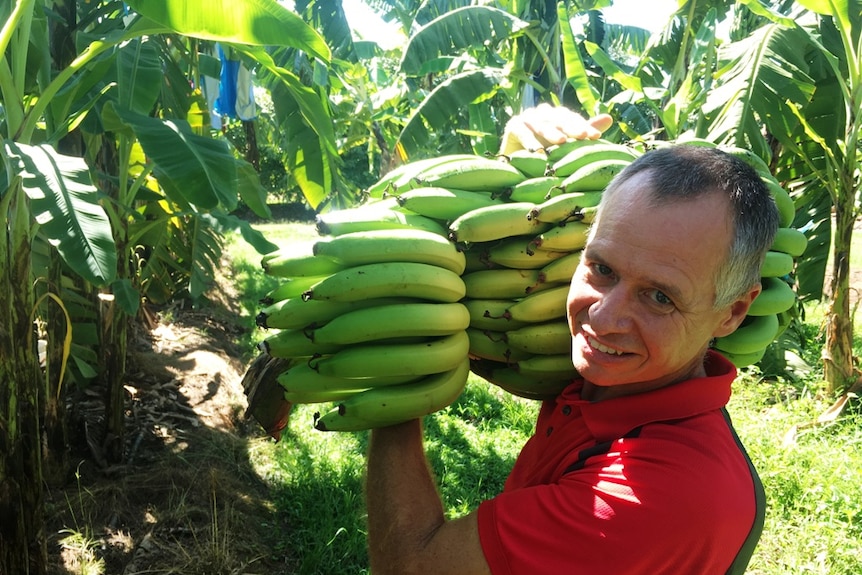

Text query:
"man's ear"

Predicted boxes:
[[712, 283, 761, 339]]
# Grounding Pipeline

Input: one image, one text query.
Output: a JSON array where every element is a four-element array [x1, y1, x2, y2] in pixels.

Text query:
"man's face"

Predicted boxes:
[[566, 171, 750, 393]]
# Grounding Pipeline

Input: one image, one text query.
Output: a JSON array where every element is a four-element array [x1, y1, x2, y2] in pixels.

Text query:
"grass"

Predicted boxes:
[[227, 220, 862, 575]]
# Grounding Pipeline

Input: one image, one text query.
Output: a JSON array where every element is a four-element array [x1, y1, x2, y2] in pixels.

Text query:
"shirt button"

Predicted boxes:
[[546, 426, 554, 436], [562, 405, 572, 416]]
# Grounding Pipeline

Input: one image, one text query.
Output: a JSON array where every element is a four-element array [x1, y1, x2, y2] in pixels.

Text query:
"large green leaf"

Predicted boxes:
[[400, 6, 529, 75], [2, 142, 117, 286], [396, 68, 505, 159], [239, 45, 338, 158], [559, 2, 599, 115], [125, 0, 330, 62], [794, 189, 831, 301], [703, 24, 815, 161], [189, 214, 223, 300], [116, 38, 163, 115], [103, 103, 238, 210]]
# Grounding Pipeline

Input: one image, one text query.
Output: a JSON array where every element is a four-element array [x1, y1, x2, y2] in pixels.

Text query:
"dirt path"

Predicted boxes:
[[46, 275, 288, 574]]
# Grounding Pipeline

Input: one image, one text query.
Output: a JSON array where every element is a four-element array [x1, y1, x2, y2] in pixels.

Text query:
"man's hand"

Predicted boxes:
[[500, 103, 614, 156]]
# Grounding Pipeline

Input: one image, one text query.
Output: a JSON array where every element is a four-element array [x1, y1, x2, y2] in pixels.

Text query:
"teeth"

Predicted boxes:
[[588, 336, 623, 356]]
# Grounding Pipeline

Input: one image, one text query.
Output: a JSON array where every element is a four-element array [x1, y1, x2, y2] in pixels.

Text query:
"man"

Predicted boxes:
[[365, 107, 776, 574]]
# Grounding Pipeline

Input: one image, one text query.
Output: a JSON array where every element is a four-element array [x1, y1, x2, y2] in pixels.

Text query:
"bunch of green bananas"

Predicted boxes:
[[249, 138, 808, 431], [435, 139, 643, 400], [256, 224, 473, 432], [705, 144, 807, 368]]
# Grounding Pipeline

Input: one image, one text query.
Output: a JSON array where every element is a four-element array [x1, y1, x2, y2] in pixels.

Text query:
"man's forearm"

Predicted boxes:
[[366, 419, 445, 574]]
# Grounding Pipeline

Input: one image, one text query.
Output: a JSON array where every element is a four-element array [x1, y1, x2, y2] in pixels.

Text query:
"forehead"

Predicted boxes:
[[588, 173, 733, 302]]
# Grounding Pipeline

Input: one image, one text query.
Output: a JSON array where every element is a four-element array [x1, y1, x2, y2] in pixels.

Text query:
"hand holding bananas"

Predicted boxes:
[[499, 103, 614, 155]]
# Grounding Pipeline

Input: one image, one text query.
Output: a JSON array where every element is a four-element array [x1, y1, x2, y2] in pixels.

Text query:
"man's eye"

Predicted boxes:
[[650, 290, 673, 306], [593, 263, 613, 276]]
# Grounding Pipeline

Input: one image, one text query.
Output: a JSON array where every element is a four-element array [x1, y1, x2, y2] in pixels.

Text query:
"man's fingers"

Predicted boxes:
[[588, 113, 614, 136], [499, 106, 616, 154]]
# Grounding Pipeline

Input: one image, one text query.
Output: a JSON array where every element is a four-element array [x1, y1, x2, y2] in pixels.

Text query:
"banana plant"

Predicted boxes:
[[0, 0, 335, 570]]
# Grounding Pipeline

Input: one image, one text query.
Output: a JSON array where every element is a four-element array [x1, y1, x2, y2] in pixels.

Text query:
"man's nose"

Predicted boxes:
[[588, 286, 632, 335]]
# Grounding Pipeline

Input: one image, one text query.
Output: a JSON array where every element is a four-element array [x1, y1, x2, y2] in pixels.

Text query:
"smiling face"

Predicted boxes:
[[566, 170, 756, 399]]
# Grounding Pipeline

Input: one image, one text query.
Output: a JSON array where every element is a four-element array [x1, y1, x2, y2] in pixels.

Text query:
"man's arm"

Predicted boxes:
[[366, 419, 492, 575]]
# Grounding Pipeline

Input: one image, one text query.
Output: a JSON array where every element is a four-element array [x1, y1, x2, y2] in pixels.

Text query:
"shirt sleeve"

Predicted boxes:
[[477, 432, 755, 575]]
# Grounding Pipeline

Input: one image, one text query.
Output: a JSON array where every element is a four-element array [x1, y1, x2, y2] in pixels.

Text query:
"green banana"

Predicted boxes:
[[278, 361, 421, 396], [315, 199, 447, 237], [486, 236, 569, 269], [312, 330, 470, 378], [538, 251, 582, 284], [448, 202, 550, 244], [507, 176, 566, 203], [507, 149, 551, 178], [305, 302, 470, 345], [527, 221, 591, 253], [528, 191, 603, 224], [762, 176, 795, 228], [676, 136, 717, 147], [257, 297, 407, 330], [260, 275, 331, 305], [394, 187, 503, 222], [505, 284, 570, 323], [302, 261, 466, 303], [578, 206, 599, 225], [505, 320, 572, 355], [462, 245, 498, 273], [260, 328, 345, 359], [715, 347, 767, 370], [312, 228, 467, 275], [463, 268, 544, 299], [365, 154, 481, 197], [559, 158, 630, 192], [760, 250, 794, 278], [413, 156, 526, 192], [284, 388, 362, 404], [771, 227, 808, 257], [545, 138, 610, 163], [464, 299, 530, 331], [551, 142, 639, 178], [313, 358, 470, 432], [514, 354, 579, 381], [748, 277, 796, 316], [469, 358, 569, 400], [261, 252, 346, 278], [467, 328, 532, 363], [720, 145, 772, 178], [713, 313, 779, 355]]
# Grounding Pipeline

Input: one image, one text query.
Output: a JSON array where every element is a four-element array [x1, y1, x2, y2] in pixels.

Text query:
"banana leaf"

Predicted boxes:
[[396, 68, 505, 159], [2, 142, 116, 286], [400, 6, 529, 75], [125, 0, 330, 62], [703, 24, 815, 161]]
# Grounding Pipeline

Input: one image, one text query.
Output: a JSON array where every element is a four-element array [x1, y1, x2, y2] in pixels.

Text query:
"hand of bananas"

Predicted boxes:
[[245, 137, 807, 433]]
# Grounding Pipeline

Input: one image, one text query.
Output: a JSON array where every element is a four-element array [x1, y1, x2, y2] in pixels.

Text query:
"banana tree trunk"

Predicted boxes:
[[823, 193, 856, 395], [0, 184, 47, 574], [100, 291, 128, 464], [42, 256, 71, 486]]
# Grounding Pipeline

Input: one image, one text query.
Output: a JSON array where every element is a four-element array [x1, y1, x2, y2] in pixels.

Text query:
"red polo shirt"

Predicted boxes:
[[477, 351, 763, 574]]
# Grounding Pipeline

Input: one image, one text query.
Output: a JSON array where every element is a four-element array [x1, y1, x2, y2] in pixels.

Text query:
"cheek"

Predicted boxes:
[[566, 275, 590, 322]]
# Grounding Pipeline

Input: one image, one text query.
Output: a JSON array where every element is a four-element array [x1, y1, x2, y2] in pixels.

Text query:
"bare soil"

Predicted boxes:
[[45, 269, 289, 574]]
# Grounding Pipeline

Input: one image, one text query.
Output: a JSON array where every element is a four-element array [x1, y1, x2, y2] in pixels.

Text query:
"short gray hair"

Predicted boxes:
[[597, 145, 779, 309]]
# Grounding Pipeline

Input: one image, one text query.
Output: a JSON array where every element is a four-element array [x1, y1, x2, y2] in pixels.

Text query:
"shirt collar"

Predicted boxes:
[[558, 351, 737, 443]]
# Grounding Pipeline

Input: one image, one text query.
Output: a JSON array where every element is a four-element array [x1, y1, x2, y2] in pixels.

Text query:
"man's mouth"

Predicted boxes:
[[588, 336, 624, 356]]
